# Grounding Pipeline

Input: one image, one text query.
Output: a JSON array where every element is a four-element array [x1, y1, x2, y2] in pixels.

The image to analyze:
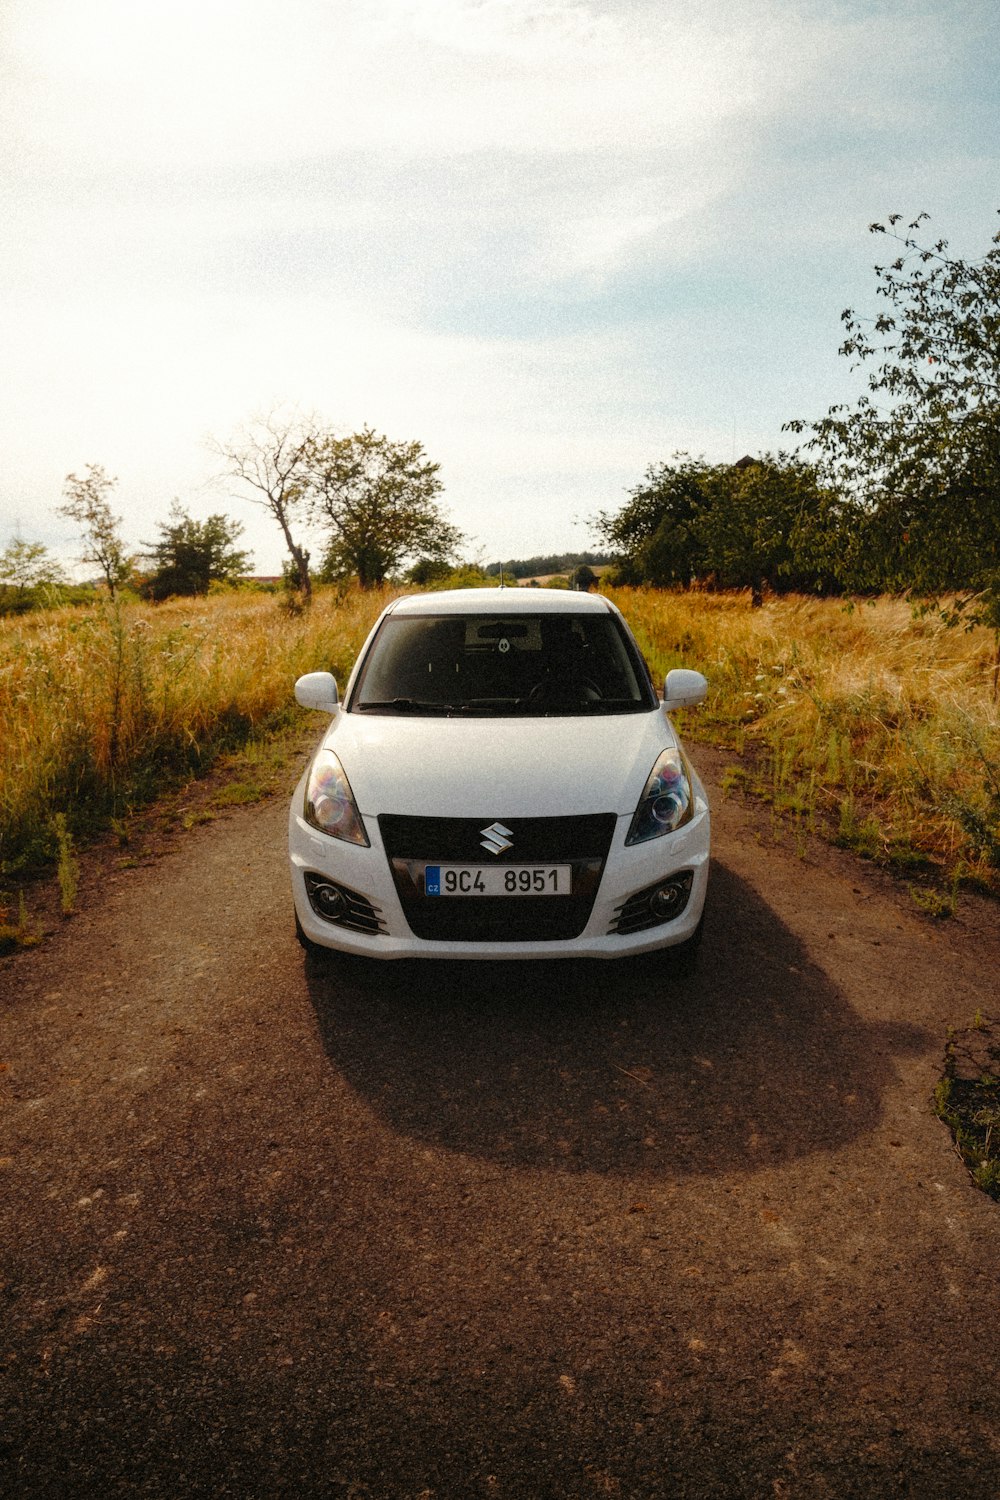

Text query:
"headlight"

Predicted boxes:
[[625, 748, 693, 845], [304, 751, 369, 846]]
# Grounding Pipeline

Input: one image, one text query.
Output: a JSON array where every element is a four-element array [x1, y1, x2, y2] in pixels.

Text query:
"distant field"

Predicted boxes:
[[1, 583, 998, 904]]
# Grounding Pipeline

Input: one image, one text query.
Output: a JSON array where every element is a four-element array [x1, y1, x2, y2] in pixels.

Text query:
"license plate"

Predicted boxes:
[[425, 864, 572, 897]]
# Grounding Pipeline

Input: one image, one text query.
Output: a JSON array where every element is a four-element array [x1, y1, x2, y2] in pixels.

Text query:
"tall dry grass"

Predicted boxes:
[[609, 586, 1000, 893], [0, 586, 392, 875], [3, 582, 999, 898]]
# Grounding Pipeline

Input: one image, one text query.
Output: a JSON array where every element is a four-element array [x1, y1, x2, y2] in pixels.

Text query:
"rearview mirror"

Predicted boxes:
[[663, 668, 708, 710], [295, 671, 339, 714]]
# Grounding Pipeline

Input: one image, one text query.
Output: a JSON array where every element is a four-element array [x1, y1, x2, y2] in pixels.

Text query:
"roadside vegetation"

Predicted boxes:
[[611, 585, 1000, 899], [2, 578, 998, 914], [0, 586, 392, 887]]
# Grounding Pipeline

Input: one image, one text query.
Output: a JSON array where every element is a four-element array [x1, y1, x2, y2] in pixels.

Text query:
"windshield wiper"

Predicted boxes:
[[447, 698, 521, 713], [355, 698, 453, 714]]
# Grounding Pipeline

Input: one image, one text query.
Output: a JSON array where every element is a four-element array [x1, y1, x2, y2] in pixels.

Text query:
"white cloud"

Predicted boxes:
[[4, 0, 764, 167]]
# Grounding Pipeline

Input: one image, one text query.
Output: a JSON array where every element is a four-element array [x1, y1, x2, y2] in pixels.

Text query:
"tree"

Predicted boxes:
[[570, 564, 598, 591], [786, 211, 1000, 621], [697, 456, 848, 600], [142, 505, 251, 599], [211, 413, 314, 601], [407, 556, 454, 585], [59, 464, 130, 596], [0, 538, 65, 614], [307, 426, 462, 588], [597, 456, 708, 588], [595, 453, 847, 599]]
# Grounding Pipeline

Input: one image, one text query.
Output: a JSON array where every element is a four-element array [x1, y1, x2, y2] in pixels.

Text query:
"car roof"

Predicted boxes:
[[388, 587, 614, 617]]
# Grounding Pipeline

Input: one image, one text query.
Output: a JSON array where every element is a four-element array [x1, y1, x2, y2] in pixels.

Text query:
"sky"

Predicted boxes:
[[2, 0, 998, 576]]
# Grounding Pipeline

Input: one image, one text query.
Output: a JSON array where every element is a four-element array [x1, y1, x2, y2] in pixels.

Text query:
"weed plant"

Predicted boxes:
[[608, 586, 1000, 895], [0, 892, 40, 955], [52, 813, 79, 914], [0, 586, 391, 879]]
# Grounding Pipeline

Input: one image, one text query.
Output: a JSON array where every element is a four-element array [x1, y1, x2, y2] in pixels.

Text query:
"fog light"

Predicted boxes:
[[650, 882, 684, 917], [313, 882, 347, 920], [610, 871, 694, 936]]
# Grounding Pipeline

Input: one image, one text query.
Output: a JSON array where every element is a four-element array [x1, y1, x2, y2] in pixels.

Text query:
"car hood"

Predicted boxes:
[[320, 710, 679, 820]]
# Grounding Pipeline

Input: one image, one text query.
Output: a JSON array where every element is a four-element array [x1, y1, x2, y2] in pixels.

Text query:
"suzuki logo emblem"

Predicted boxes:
[[480, 821, 514, 855]]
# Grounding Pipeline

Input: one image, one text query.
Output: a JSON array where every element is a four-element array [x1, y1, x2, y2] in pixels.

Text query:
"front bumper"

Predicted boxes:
[[289, 794, 710, 961]]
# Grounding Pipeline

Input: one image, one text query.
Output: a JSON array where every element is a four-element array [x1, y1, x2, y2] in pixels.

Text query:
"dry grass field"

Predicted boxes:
[[610, 585, 1000, 902], [0, 586, 393, 885], [2, 583, 998, 925]]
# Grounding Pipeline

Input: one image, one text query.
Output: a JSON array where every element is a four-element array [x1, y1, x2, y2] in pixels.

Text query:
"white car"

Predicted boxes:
[[289, 588, 710, 961]]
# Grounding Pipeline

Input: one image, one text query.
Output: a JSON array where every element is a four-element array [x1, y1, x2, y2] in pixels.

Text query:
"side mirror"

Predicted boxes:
[[295, 671, 339, 714], [663, 668, 708, 710]]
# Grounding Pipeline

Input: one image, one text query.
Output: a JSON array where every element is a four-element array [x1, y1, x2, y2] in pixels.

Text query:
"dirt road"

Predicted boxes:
[[1, 744, 998, 1498]]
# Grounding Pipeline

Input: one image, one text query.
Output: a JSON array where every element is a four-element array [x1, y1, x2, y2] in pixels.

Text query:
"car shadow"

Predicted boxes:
[[303, 862, 928, 1177]]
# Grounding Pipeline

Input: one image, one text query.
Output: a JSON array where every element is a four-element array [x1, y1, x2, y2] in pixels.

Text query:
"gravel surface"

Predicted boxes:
[[1, 742, 999, 1499]]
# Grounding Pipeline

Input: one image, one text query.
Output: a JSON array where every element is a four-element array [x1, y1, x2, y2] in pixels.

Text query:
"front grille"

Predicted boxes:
[[379, 813, 616, 942]]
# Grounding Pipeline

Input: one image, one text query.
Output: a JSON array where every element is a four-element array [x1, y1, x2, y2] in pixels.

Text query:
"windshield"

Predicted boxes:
[[351, 611, 657, 716]]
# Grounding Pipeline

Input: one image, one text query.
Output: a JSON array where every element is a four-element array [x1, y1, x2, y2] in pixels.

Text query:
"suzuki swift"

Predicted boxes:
[[289, 588, 709, 960]]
